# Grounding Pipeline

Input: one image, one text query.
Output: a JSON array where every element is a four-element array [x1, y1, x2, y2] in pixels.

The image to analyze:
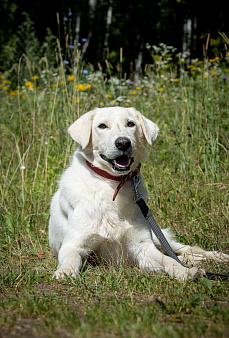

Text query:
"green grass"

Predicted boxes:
[[0, 50, 229, 337]]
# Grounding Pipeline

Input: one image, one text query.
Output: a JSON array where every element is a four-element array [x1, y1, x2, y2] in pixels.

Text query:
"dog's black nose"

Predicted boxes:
[[115, 137, 131, 151]]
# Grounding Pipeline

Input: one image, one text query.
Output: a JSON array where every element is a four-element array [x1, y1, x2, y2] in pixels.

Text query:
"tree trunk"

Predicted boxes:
[[103, 0, 113, 60], [81, 0, 97, 59]]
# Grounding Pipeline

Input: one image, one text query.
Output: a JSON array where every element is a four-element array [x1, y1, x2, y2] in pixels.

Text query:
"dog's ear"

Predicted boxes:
[[130, 108, 159, 145], [68, 109, 95, 149]]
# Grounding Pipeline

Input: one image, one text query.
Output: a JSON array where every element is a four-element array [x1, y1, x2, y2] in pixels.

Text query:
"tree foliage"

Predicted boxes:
[[0, 0, 228, 73]]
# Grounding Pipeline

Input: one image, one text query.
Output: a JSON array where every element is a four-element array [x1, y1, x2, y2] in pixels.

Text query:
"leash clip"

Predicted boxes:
[[133, 175, 143, 202]]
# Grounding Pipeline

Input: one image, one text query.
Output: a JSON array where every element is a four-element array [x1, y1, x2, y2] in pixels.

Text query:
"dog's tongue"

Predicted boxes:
[[114, 155, 130, 168]]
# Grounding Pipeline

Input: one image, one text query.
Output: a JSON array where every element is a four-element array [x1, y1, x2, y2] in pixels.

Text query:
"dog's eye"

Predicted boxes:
[[127, 121, 135, 128], [98, 123, 107, 129]]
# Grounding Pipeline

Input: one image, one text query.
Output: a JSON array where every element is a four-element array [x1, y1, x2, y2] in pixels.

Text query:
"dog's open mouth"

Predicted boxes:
[[100, 154, 134, 173]]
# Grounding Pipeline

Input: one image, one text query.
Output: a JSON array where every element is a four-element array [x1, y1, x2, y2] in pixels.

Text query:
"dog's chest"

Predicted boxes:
[[95, 205, 130, 239], [64, 161, 147, 240], [88, 184, 141, 240]]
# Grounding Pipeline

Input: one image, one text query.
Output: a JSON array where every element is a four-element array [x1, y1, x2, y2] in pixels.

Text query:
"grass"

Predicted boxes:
[[0, 46, 229, 337]]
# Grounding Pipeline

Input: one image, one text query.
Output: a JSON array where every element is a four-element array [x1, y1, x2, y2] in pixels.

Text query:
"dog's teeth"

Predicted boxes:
[[114, 155, 130, 168]]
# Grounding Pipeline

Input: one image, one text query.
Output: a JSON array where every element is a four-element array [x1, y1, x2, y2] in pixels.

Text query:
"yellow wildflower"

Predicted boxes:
[[0, 73, 7, 78], [3, 86, 9, 91], [10, 90, 17, 95], [86, 84, 92, 90], [25, 81, 34, 89], [31, 76, 39, 80], [3, 80, 11, 84], [174, 78, 179, 82], [209, 57, 220, 62], [158, 88, 163, 92], [67, 75, 74, 81], [136, 86, 141, 90], [78, 84, 86, 91]]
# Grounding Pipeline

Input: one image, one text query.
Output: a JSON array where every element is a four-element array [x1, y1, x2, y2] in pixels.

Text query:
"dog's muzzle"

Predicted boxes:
[[100, 154, 134, 173], [100, 137, 134, 173]]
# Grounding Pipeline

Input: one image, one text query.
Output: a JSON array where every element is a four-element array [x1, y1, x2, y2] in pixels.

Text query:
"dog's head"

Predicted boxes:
[[68, 107, 159, 175]]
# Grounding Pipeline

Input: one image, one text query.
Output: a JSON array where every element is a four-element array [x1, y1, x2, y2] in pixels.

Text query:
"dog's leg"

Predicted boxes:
[[53, 231, 103, 279], [151, 228, 229, 265], [53, 244, 86, 279], [126, 226, 205, 280]]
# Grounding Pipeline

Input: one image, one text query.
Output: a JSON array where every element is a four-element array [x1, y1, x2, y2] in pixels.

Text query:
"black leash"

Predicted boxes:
[[133, 175, 229, 282]]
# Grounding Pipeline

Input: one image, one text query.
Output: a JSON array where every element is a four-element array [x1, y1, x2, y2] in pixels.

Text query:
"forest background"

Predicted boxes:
[[1, 0, 229, 75]]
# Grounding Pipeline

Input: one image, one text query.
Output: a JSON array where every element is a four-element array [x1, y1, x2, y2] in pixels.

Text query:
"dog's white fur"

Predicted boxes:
[[49, 107, 229, 280]]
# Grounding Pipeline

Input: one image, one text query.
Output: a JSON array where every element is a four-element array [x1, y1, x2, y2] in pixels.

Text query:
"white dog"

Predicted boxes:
[[49, 107, 228, 280]]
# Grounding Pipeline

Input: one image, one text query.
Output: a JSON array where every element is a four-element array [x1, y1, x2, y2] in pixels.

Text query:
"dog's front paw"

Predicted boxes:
[[53, 264, 77, 280]]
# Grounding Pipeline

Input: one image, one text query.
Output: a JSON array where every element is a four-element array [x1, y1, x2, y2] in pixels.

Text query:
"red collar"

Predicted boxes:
[[86, 160, 140, 201]]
